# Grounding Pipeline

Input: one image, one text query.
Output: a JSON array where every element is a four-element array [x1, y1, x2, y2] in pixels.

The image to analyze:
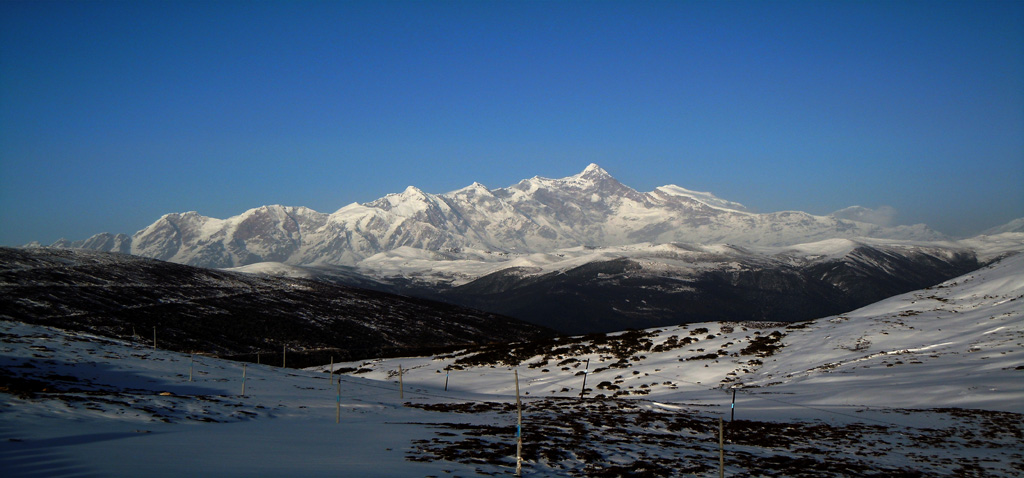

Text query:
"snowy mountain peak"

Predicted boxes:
[[400, 185, 427, 197], [450, 182, 491, 195], [569, 163, 617, 185], [983, 217, 1024, 235], [578, 162, 611, 178], [531, 163, 637, 199]]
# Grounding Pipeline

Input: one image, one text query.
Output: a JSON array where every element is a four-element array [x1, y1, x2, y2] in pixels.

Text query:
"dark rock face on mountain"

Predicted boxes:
[[436, 245, 981, 334], [0, 247, 553, 363]]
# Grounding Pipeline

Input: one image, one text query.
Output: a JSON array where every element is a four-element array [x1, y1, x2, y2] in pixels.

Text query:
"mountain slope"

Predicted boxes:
[[1, 251, 1020, 477], [0, 247, 552, 363], [436, 241, 981, 333], [342, 251, 1024, 411]]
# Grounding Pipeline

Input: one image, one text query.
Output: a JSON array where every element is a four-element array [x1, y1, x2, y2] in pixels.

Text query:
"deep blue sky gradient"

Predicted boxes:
[[2, 0, 1022, 245]]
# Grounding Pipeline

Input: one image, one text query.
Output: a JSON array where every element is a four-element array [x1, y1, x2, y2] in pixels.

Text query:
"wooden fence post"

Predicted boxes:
[[515, 369, 523, 477], [579, 358, 590, 399], [241, 363, 247, 396], [336, 380, 341, 424], [282, 344, 286, 368], [189, 354, 194, 382], [398, 364, 404, 399], [719, 417, 725, 478], [731, 388, 737, 422], [444, 366, 449, 392], [152, 326, 156, 350]]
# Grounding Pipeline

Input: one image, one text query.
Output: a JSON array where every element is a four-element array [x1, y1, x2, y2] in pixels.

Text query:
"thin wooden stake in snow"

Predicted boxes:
[[189, 354, 194, 382], [719, 417, 725, 478], [336, 380, 341, 424], [579, 358, 590, 399], [398, 364, 404, 399], [241, 363, 247, 396], [515, 369, 523, 477], [731, 388, 737, 422], [444, 365, 449, 392], [152, 326, 156, 350], [282, 344, 286, 368], [330, 356, 334, 385]]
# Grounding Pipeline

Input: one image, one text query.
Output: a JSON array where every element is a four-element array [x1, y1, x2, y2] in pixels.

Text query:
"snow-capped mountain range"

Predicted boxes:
[[47, 164, 950, 269]]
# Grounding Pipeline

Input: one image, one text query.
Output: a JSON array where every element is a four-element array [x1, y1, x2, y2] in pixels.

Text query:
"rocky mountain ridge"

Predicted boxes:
[[43, 164, 949, 268]]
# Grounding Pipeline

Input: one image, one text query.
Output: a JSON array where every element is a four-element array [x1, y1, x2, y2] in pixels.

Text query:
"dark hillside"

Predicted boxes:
[[440, 247, 980, 334], [0, 247, 553, 364]]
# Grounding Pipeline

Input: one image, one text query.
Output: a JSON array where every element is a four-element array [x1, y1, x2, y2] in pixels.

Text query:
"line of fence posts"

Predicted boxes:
[[247, 347, 739, 474], [259, 355, 739, 476], [370, 358, 734, 476], [226, 352, 742, 475]]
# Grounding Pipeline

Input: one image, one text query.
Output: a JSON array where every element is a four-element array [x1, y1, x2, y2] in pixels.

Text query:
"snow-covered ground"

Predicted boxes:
[[0, 322, 486, 477], [2, 253, 1022, 476], [343, 251, 1023, 416]]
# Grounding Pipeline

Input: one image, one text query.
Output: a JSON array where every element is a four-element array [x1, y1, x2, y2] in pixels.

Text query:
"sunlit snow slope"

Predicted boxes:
[[339, 252, 1024, 413]]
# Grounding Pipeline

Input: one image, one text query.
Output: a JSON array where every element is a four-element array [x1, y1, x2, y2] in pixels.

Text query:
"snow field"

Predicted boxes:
[[2, 253, 1022, 476]]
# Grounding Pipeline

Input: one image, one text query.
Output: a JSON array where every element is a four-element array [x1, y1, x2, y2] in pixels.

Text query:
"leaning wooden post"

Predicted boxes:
[[444, 366, 450, 392], [719, 417, 725, 478], [398, 364, 404, 399], [241, 363, 247, 396], [578, 358, 590, 399], [515, 369, 523, 477]]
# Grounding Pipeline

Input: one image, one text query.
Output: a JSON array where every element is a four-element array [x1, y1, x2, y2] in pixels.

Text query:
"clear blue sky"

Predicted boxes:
[[2, 0, 1022, 246]]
